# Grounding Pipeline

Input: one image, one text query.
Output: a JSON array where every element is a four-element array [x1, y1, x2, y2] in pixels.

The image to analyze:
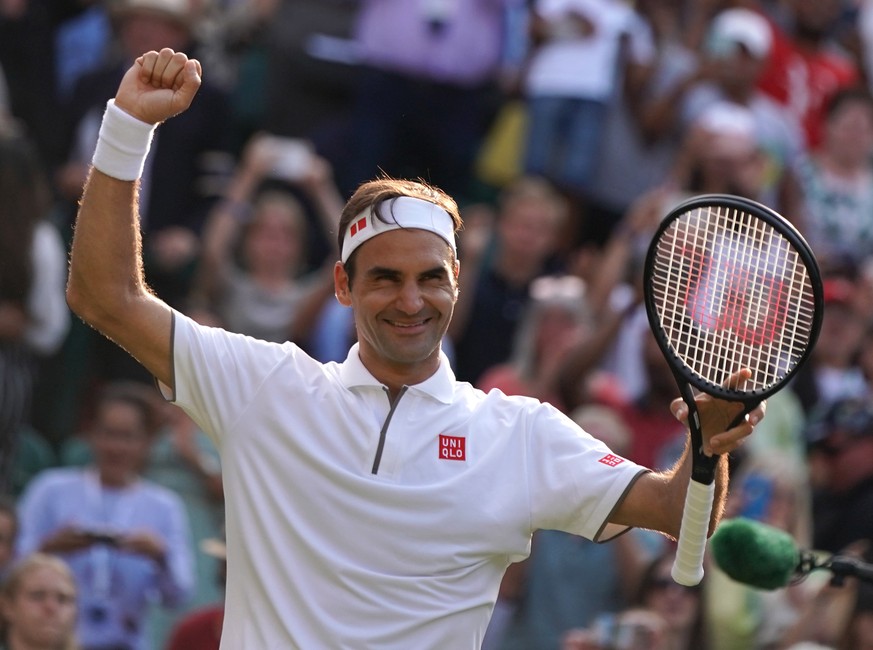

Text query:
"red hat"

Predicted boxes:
[[823, 277, 853, 306]]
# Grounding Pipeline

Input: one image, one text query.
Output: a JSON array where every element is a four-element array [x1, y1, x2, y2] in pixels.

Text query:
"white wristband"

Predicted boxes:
[[91, 99, 157, 181]]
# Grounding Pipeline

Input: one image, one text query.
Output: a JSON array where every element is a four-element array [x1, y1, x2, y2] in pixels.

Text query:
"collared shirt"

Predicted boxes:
[[168, 310, 646, 649], [16, 468, 194, 650]]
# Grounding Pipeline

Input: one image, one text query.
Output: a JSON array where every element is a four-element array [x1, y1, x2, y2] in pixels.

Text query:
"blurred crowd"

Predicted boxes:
[[3, 0, 873, 648]]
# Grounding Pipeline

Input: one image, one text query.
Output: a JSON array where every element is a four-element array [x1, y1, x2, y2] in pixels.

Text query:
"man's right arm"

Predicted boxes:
[[68, 169, 175, 386], [66, 49, 203, 390]]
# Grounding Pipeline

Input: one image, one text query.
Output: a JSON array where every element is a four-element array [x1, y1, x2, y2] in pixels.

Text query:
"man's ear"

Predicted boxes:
[[334, 261, 352, 307]]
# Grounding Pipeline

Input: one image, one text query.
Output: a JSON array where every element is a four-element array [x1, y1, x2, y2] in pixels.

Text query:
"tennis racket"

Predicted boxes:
[[643, 194, 823, 586]]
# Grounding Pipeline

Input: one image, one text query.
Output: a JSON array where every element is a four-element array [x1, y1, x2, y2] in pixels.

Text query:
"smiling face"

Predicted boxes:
[[242, 193, 305, 279], [334, 228, 459, 389], [89, 399, 154, 487]]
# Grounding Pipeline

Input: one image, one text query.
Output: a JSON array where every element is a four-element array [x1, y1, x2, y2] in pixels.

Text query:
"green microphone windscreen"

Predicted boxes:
[[710, 517, 799, 590]]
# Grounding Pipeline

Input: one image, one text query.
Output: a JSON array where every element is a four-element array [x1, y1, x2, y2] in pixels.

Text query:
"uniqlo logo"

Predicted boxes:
[[439, 434, 466, 461], [598, 454, 624, 467], [350, 217, 367, 237]]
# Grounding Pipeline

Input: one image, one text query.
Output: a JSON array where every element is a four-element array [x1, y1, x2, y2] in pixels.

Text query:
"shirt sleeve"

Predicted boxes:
[[524, 404, 648, 541], [167, 310, 304, 447]]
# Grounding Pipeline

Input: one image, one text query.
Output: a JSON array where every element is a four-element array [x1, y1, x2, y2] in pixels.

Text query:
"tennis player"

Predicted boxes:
[[66, 49, 763, 648]]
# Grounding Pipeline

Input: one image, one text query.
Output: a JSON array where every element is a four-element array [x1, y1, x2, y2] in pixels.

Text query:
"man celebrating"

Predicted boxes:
[[66, 49, 761, 648]]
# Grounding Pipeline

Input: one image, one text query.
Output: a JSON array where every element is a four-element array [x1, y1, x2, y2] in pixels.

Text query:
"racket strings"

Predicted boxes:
[[652, 205, 817, 394]]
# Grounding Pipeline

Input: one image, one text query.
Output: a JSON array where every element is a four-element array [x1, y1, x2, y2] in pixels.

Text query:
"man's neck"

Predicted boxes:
[[97, 469, 138, 489], [358, 351, 442, 400]]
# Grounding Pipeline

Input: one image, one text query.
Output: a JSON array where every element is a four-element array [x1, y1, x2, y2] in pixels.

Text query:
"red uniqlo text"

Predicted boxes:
[[439, 435, 466, 461]]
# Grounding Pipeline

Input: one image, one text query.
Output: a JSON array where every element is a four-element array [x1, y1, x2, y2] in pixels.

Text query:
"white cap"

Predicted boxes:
[[695, 101, 757, 140], [707, 8, 772, 60], [340, 196, 457, 263], [694, 101, 760, 158]]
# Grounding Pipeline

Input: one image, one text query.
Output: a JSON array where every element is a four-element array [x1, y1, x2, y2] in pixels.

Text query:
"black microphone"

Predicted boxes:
[[710, 517, 873, 590]]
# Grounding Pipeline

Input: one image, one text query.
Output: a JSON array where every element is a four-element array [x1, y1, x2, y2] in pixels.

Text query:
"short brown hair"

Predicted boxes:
[[93, 381, 162, 436], [337, 177, 462, 280]]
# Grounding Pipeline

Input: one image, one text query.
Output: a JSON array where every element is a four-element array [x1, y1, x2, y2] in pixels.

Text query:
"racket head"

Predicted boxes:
[[643, 193, 823, 402]]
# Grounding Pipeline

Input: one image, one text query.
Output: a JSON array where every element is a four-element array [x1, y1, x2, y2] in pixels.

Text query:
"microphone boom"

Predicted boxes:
[[711, 517, 873, 590]]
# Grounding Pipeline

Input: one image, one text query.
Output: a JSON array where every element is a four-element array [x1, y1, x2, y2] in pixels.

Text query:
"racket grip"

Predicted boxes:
[[671, 479, 715, 586]]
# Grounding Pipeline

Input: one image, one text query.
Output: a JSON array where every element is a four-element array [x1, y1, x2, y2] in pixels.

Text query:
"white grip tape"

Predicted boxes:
[[671, 480, 715, 586], [91, 99, 156, 181]]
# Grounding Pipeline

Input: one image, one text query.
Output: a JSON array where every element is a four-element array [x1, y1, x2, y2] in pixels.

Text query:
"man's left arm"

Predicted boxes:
[[610, 390, 764, 539]]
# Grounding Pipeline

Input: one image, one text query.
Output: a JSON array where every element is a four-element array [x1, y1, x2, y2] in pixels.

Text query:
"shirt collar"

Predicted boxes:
[[338, 343, 456, 404]]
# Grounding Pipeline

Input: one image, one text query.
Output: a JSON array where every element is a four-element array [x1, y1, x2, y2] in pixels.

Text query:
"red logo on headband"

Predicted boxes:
[[350, 217, 367, 238]]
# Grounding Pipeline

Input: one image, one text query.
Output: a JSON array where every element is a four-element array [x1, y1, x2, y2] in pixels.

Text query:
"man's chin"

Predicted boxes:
[[385, 341, 442, 366]]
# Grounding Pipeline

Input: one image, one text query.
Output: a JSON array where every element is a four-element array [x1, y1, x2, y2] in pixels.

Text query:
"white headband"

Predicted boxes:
[[340, 196, 457, 263]]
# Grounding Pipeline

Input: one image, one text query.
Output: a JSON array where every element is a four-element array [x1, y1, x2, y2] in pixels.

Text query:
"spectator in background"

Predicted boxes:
[[477, 274, 592, 412], [0, 497, 17, 582], [52, 0, 112, 106], [561, 548, 705, 650], [635, 550, 706, 650], [758, 0, 861, 150], [780, 575, 873, 650], [449, 176, 567, 385], [193, 134, 343, 342], [58, 384, 223, 647], [585, 0, 699, 246], [340, 0, 520, 204], [164, 533, 226, 650], [0, 129, 70, 495], [520, 0, 650, 247], [192, 132, 343, 343], [0, 553, 79, 650], [143, 399, 223, 648], [5, 422, 58, 499], [670, 100, 773, 205], [16, 381, 194, 650], [0, 0, 89, 169], [805, 397, 873, 555], [794, 86, 873, 273], [791, 276, 868, 416], [257, 0, 360, 160], [554, 102, 777, 415], [643, 7, 806, 216]]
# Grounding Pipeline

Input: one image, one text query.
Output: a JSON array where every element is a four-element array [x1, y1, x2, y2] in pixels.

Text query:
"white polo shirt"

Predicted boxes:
[[169, 311, 647, 649]]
